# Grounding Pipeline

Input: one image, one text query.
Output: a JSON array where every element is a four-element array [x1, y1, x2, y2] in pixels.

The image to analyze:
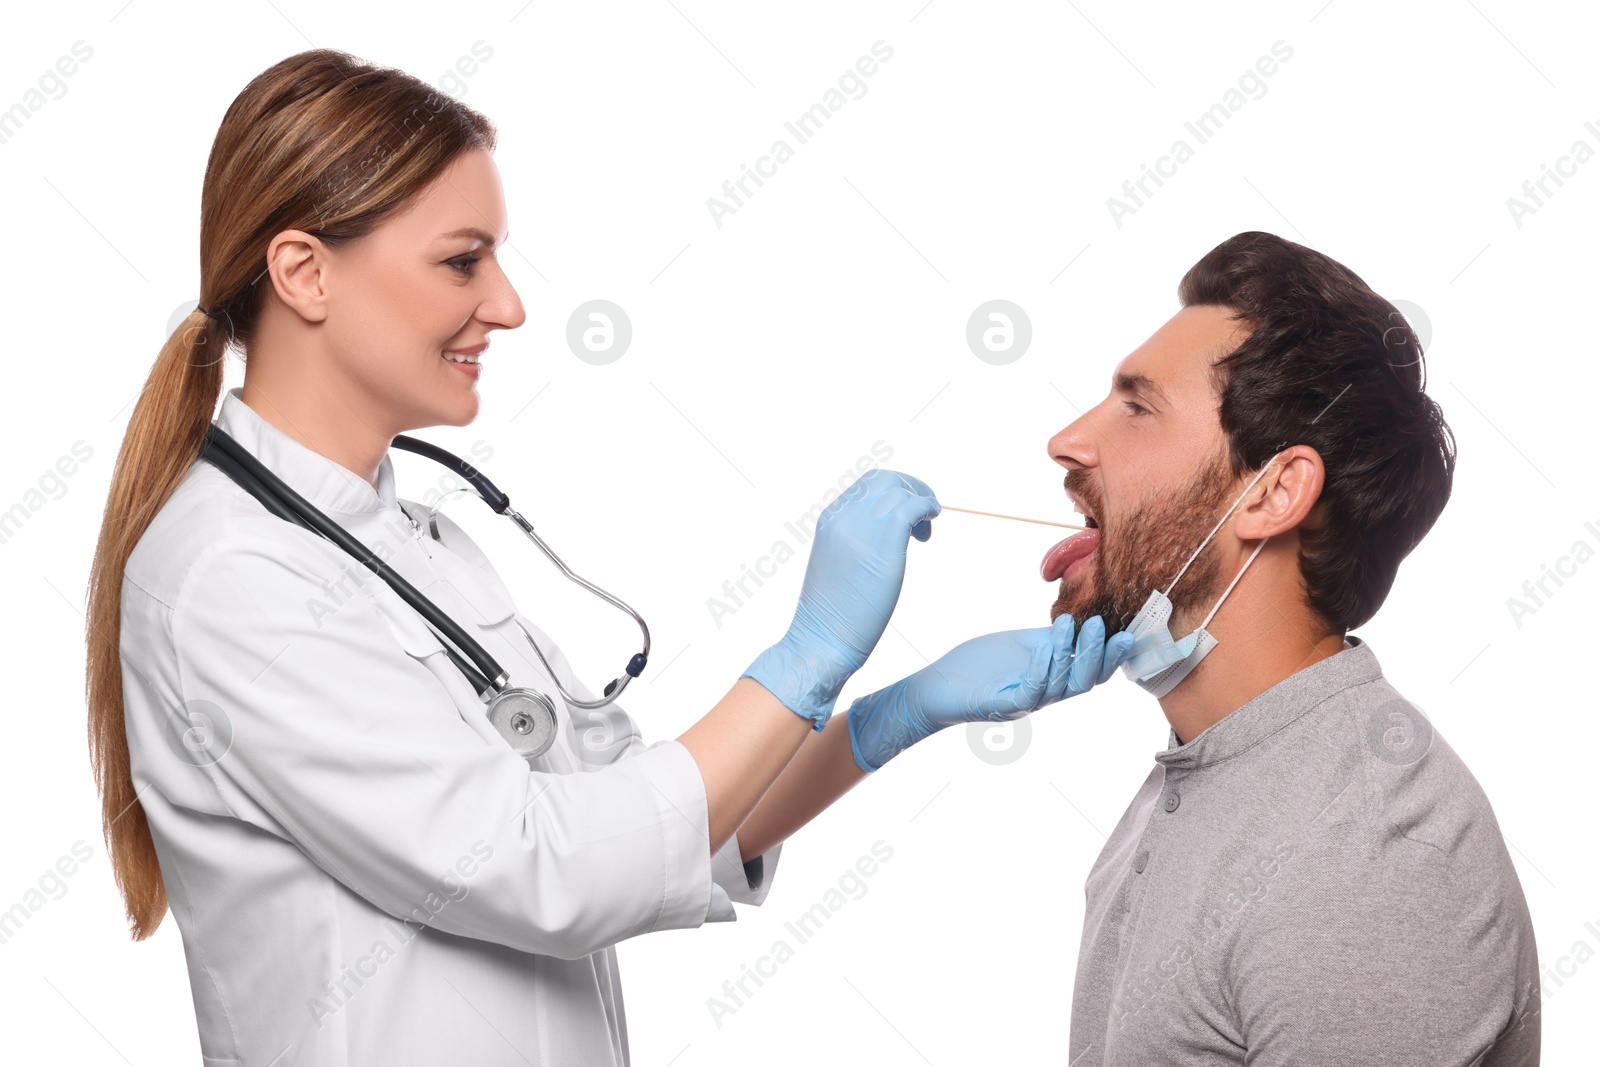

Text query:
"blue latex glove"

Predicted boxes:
[[742, 469, 941, 729], [845, 614, 1134, 771]]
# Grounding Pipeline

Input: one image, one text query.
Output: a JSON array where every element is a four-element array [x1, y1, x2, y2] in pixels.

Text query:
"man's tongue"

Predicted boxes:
[[1040, 528, 1101, 582]]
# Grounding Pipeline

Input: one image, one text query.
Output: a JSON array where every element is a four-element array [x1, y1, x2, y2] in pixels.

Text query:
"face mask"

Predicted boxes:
[[1119, 455, 1282, 698]]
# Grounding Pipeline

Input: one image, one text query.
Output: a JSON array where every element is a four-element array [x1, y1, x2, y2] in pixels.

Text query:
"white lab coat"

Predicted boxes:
[[119, 387, 779, 1065]]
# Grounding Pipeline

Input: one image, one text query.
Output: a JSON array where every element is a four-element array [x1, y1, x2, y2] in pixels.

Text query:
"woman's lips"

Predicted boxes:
[[1041, 528, 1101, 582]]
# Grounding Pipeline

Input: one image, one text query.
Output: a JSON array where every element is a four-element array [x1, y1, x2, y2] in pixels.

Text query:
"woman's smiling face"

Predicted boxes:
[[309, 146, 525, 432]]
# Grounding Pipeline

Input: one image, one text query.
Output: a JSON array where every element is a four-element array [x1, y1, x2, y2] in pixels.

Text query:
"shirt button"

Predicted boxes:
[[1163, 792, 1181, 813], [1133, 850, 1149, 873]]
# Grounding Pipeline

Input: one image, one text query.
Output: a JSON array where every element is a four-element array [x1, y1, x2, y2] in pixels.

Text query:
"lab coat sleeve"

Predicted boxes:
[[513, 612, 782, 922], [166, 532, 722, 961]]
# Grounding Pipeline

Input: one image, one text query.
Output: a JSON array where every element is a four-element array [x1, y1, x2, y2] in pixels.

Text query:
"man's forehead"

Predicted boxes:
[[1112, 304, 1248, 399]]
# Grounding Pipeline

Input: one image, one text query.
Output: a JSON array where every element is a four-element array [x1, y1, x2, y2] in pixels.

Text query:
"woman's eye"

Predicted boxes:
[[447, 255, 480, 275]]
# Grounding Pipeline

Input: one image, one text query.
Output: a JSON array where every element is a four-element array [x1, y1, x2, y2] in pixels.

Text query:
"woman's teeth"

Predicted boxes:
[[442, 351, 479, 364]]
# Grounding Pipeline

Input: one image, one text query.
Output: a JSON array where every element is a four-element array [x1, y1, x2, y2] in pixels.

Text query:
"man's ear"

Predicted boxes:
[[1234, 445, 1324, 541], [263, 229, 332, 324]]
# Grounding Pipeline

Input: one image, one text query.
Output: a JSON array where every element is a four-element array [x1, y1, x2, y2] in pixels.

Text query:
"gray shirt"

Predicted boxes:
[[1068, 637, 1540, 1065]]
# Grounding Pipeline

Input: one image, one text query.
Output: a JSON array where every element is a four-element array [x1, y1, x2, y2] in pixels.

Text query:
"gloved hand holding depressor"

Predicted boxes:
[[845, 614, 1134, 772], [741, 469, 941, 729]]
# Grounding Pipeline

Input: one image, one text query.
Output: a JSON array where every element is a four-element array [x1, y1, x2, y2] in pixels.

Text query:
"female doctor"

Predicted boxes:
[[84, 49, 1130, 1065]]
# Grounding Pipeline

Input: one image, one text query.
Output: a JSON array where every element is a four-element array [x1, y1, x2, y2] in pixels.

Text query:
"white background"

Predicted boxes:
[[3, 1, 1596, 1063]]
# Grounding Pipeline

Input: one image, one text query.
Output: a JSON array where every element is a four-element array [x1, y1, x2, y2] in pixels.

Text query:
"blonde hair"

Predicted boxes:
[[85, 48, 495, 939]]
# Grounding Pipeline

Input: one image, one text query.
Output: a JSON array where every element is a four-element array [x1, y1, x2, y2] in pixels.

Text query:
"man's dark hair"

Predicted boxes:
[[1178, 230, 1455, 633]]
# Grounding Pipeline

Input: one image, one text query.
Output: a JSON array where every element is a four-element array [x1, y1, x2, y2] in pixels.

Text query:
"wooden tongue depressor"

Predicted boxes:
[[941, 505, 1089, 531]]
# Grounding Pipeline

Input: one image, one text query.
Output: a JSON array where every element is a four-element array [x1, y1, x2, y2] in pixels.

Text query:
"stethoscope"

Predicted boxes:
[[198, 424, 650, 762]]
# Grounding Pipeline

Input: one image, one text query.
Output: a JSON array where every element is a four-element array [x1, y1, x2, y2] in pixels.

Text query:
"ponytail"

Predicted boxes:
[[84, 308, 227, 938]]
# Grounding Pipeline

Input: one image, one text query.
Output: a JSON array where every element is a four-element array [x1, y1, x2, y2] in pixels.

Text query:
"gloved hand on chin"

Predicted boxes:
[[845, 614, 1133, 772]]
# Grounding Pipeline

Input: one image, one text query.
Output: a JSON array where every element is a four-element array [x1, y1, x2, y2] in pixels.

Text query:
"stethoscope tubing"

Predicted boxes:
[[391, 434, 652, 709], [199, 425, 509, 698]]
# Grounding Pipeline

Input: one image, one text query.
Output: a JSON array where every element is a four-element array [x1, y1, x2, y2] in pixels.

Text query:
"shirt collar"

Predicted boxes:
[[1154, 636, 1383, 769], [213, 387, 398, 516]]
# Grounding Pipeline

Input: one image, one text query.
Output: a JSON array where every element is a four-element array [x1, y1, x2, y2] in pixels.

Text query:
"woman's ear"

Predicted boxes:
[[1235, 445, 1324, 541], [264, 229, 332, 324]]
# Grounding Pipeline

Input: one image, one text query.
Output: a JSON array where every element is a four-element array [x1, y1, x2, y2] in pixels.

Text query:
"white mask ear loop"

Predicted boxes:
[[1162, 453, 1283, 598], [1197, 536, 1268, 630]]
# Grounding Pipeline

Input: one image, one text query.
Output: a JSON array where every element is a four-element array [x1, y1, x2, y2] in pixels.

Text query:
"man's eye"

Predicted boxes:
[[447, 255, 480, 275], [1123, 400, 1149, 416]]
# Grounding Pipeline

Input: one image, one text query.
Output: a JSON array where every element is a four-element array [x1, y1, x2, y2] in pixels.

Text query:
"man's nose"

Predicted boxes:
[[1048, 414, 1097, 471]]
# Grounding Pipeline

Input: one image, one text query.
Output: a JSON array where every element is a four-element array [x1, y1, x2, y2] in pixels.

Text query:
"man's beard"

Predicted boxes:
[[1049, 451, 1237, 634]]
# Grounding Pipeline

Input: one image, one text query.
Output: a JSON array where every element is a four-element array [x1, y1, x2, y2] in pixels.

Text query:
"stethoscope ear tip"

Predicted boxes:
[[603, 653, 650, 696]]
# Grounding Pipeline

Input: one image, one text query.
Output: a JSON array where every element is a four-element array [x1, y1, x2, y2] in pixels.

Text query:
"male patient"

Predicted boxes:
[[1045, 232, 1539, 1064]]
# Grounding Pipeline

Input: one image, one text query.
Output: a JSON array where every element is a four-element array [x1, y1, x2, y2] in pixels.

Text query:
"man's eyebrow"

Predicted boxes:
[[1113, 371, 1169, 406], [437, 227, 508, 248]]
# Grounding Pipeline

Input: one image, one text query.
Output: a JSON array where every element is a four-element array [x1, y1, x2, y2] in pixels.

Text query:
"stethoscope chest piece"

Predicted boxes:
[[486, 687, 559, 762]]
